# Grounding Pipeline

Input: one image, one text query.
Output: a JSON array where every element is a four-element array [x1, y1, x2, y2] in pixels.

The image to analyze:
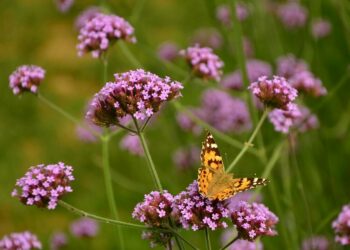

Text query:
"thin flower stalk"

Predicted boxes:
[[133, 118, 163, 191], [226, 108, 269, 172], [205, 228, 212, 250]]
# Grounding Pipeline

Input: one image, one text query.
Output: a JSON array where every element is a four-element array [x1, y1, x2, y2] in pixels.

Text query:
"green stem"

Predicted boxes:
[[226, 108, 269, 172], [173, 102, 260, 157], [101, 135, 125, 249], [204, 228, 212, 250], [219, 235, 239, 250], [37, 93, 80, 125], [230, 0, 267, 164], [58, 200, 146, 229], [37, 93, 100, 138], [133, 119, 163, 191], [117, 41, 142, 68]]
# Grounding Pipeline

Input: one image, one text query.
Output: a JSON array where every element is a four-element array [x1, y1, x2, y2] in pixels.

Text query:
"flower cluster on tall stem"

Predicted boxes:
[[9, 65, 45, 95], [12, 162, 74, 209], [86, 69, 183, 129], [77, 13, 136, 58]]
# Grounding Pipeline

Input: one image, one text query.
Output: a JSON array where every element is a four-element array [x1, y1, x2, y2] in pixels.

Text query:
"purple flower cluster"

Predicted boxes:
[[75, 6, 102, 30], [249, 76, 298, 110], [77, 13, 136, 58], [216, 3, 249, 26], [332, 204, 350, 245], [86, 69, 183, 127], [9, 65, 45, 95], [54, 0, 74, 13], [277, 2, 308, 29], [172, 146, 200, 171], [12, 162, 74, 209], [191, 28, 223, 49], [289, 70, 326, 97], [120, 134, 144, 156], [221, 59, 272, 90], [294, 105, 319, 133], [157, 42, 179, 61], [276, 54, 308, 79], [311, 19, 332, 39], [200, 89, 252, 133], [0, 231, 42, 250], [70, 218, 99, 238], [180, 44, 224, 81], [133, 191, 174, 227], [231, 201, 278, 241], [276, 54, 326, 97], [268, 103, 301, 134], [302, 235, 329, 250], [172, 181, 230, 231], [50, 232, 68, 250]]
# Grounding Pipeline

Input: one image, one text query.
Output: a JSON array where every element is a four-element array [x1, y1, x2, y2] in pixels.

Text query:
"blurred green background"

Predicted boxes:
[[1, 0, 350, 249]]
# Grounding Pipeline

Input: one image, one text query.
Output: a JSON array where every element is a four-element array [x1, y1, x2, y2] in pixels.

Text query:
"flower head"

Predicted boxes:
[[200, 89, 252, 133], [332, 204, 350, 245], [216, 3, 249, 26], [0, 231, 42, 250], [268, 103, 302, 134], [277, 2, 308, 29], [75, 6, 102, 30], [172, 146, 200, 171], [77, 13, 136, 58], [294, 105, 319, 133], [231, 201, 278, 241], [222, 60, 272, 90], [55, 0, 74, 13], [276, 54, 308, 79], [311, 19, 332, 39], [50, 232, 68, 250], [9, 65, 45, 95], [302, 235, 329, 250], [180, 44, 224, 81], [12, 162, 74, 209], [289, 70, 327, 97], [157, 42, 179, 61], [133, 191, 174, 227], [70, 218, 99, 238], [120, 134, 144, 156], [191, 28, 223, 49], [172, 181, 230, 231], [86, 69, 183, 127], [248, 76, 298, 109]]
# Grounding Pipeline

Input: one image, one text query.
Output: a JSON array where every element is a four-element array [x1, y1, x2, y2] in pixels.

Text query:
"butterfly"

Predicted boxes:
[[197, 131, 268, 201]]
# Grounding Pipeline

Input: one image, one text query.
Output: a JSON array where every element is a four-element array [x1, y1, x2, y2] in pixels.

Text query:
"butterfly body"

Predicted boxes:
[[197, 132, 268, 201]]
